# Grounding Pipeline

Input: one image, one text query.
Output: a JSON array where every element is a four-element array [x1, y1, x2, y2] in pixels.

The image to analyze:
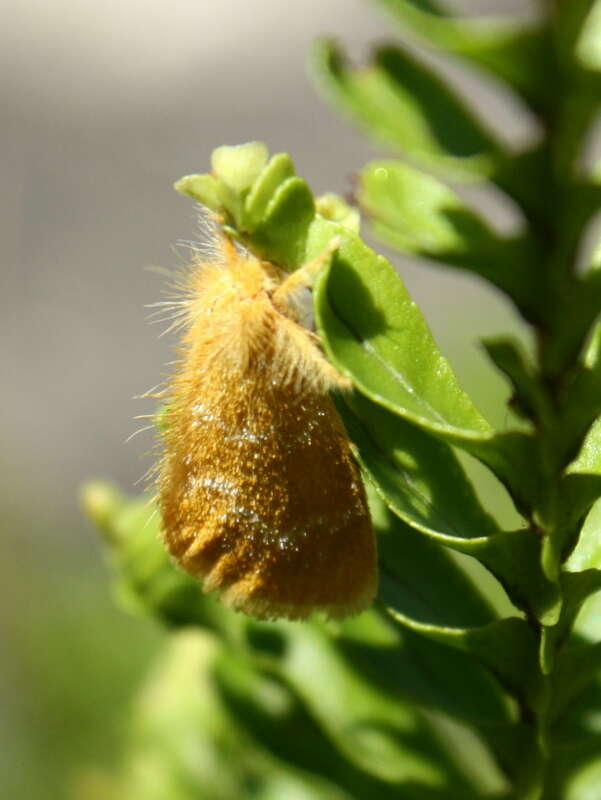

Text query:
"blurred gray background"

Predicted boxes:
[[2, 1, 538, 797]]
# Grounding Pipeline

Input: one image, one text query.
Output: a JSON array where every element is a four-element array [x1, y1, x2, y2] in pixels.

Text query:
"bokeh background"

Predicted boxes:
[[3, 1, 542, 797]]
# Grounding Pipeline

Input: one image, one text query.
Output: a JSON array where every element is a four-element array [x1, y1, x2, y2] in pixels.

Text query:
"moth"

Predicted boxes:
[[156, 232, 377, 620]]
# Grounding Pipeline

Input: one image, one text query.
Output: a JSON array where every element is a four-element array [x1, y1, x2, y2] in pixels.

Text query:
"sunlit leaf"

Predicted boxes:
[[311, 39, 502, 179], [374, 0, 554, 110], [314, 240, 543, 512], [358, 159, 540, 312]]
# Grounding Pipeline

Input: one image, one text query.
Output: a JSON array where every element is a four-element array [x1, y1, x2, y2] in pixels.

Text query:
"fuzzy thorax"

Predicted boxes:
[[179, 238, 350, 394]]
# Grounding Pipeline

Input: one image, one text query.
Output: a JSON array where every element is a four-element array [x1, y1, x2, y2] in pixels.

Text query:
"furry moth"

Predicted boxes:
[[157, 233, 377, 621]]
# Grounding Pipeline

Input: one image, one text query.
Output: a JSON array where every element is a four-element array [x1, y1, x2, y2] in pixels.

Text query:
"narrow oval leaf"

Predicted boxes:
[[559, 418, 601, 553], [358, 159, 539, 310], [213, 652, 381, 799], [211, 141, 269, 195], [118, 632, 330, 800], [367, 481, 497, 627], [244, 152, 296, 227], [278, 623, 496, 795], [558, 321, 601, 467], [383, 597, 542, 712], [82, 482, 229, 631], [335, 614, 512, 727], [314, 240, 491, 436], [174, 173, 222, 211], [342, 395, 500, 543], [577, 0, 601, 70], [374, 0, 554, 110], [552, 639, 601, 725], [566, 490, 601, 575], [340, 399, 559, 624], [542, 258, 601, 378], [482, 337, 553, 426], [542, 569, 601, 681], [311, 39, 502, 178], [248, 176, 315, 267], [314, 238, 543, 511]]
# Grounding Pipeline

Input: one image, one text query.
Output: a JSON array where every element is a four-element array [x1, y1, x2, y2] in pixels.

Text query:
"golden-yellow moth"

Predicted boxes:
[[157, 232, 377, 621]]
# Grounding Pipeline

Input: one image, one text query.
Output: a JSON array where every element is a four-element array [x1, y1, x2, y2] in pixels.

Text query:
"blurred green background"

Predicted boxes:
[[2, 1, 541, 797]]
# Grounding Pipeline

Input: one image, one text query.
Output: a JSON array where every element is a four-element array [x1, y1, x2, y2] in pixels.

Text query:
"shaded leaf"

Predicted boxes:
[[566, 488, 601, 574], [114, 631, 343, 800], [559, 418, 601, 547], [482, 337, 553, 427], [374, 0, 554, 110], [556, 321, 601, 466], [338, 392, 560, 624], [82, 482, 231, 633], [273, 623, 494, 797], [552, 639, 601, 724], [541, 239, 601, 377], [213, 653, 360, 799], [383, 589, 542, 712], [311, 39, 502, 178], [250, 177, 316, 266], [334, 615, 512, 728], [343, 394, 501, 543], [367, 482, 497, 628], [540, 571, 598, 677]]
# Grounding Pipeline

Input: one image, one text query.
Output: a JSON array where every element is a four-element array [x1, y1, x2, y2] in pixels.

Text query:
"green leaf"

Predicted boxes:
[[174, 173, 222, 212], [345, 400, 558, 621], [81, 482, 230, 632], [383, 590, 542, 712], [111, 631, 337, 800], [212, 141, 269, 195], [243, 614, 512, 751], [576, 0, 601, 70], [541, 569, 601, 680], [311, 39, 502, 179], [273, 623, 497, 796], [343, 406, 560, 624], [250, 177, 316, 266], [482, 337, 553, 427], [368, 486, 542, 717], [552, 639, 601, 725], [315, 193, 361, 233], [314, 242, 490, 436], [345, 394, 501, 543], [244, 153, 296, 227], [542, 241, 601, 377], [343, 404, 558, 623], [213, 653, 361, 799], [367, 481, 497, 627], [566, 489, 601, 575], [313, 237, 543, 512], [556, 321, 601, 465], [334, 614, 512, 728], [560, 418, 601, 535], [373, 0, 554, 111], [357, 159, 540, 313]]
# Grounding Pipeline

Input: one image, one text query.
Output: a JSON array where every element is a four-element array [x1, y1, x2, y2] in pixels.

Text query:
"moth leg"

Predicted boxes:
[[272, 236, 341, 311]]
